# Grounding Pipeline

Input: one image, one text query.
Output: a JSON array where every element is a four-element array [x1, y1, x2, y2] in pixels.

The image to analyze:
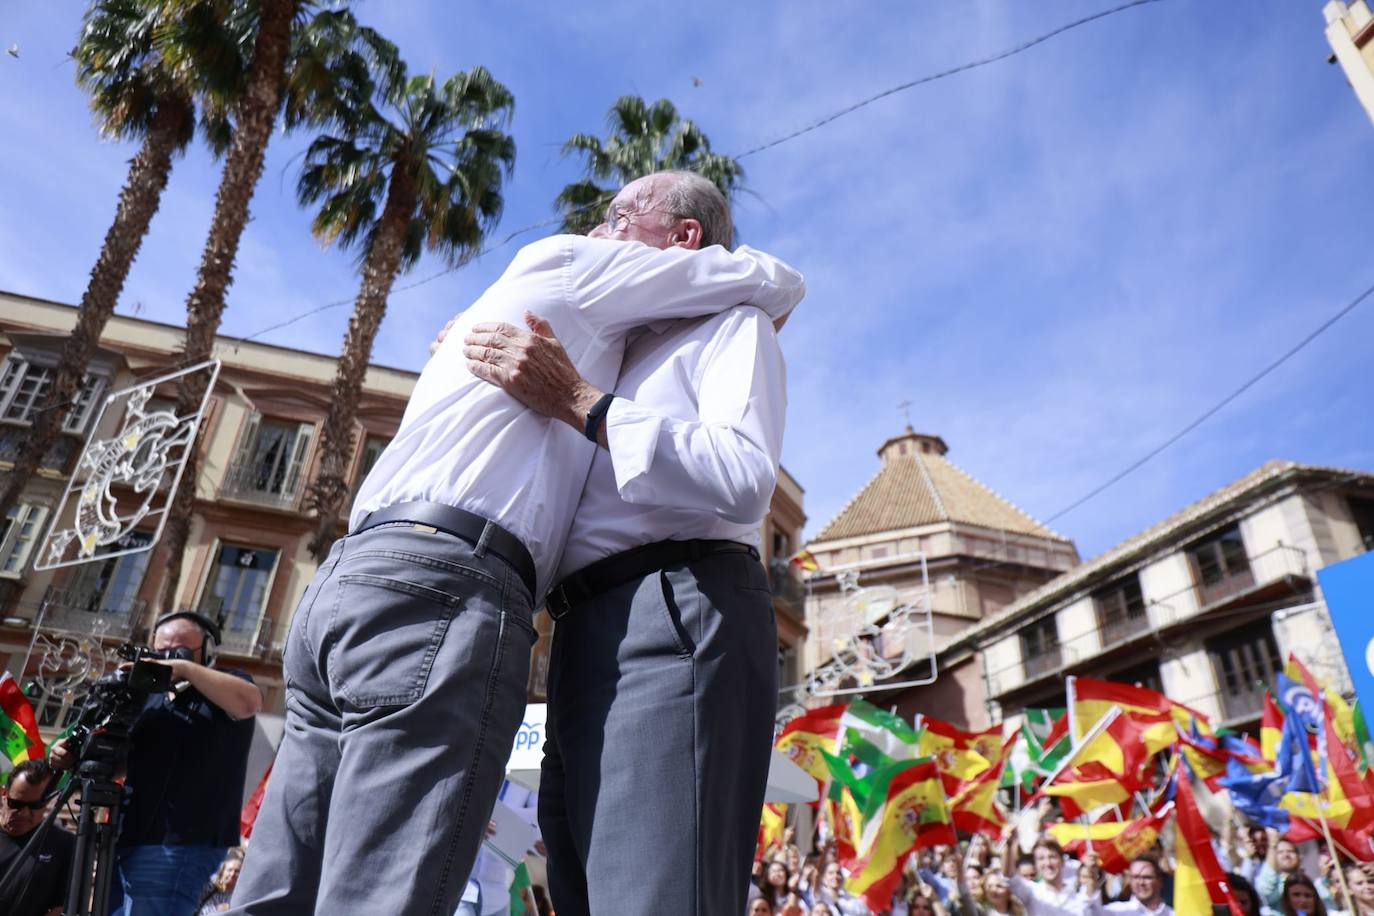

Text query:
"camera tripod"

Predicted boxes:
[[0, 719, 132, 915]]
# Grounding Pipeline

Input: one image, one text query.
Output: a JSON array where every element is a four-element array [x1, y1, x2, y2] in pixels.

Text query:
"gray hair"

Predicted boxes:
[[655, 170, 733, 249]]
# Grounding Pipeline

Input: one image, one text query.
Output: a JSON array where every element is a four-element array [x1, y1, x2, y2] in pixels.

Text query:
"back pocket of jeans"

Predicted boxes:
[[327, 574, 461, 708]]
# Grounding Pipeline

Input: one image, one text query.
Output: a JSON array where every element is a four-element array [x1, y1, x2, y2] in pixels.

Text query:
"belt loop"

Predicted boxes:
[[474, 519, 494, 559]]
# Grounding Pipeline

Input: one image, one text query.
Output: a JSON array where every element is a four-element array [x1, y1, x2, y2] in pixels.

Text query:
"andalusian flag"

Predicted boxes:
[[775, 704, 846, 783], [1175, 762, 1244, 915], [509, 862, 531, 916], [1005, 709, 1069, 791], [846, 758, 955, 910], [1046, 806, 1172, 874], [1067, 676, 1199, 757], [0, 672, 43, 765], [1355, 700, 1374, 775], [950, 736, 1016, 837], [821, 751, 873, 866], [915, 716, 995, 793], [839, 700, 920, 763]]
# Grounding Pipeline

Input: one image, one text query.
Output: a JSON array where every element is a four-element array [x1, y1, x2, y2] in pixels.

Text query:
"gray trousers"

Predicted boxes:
[[539, 551, 779, 916], [227, 522, 536, 916]]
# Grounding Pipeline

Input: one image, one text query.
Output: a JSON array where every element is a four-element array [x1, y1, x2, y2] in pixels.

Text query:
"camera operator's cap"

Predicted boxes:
[[154, 610, 222, 645]]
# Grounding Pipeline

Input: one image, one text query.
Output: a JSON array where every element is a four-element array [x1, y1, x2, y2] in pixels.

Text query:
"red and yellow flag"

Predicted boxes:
[[1068, 676, 1199, 757], [1261, 691, 1284, 764], [950, 736, 1015, 837], [789, 549, 820, 572], [775, 704, 846, 783], [1176, 763, 1244, 916], [846, 759, 956, 911], [1047, 806, 1171, 874], [916, 716, 995, 793], [756, 803, 788, 860]]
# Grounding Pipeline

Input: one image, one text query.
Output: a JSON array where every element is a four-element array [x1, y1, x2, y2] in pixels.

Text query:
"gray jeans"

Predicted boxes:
[[228, 522, 536, 916], [538, 550, 778, 915]]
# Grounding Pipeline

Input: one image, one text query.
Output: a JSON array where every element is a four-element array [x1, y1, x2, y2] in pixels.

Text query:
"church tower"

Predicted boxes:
[[798, 428, 1079, 727]]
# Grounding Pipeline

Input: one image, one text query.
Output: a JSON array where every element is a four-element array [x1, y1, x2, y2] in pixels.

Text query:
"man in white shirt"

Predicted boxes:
[[1103, 858, 1173, 916], [1002, 837, 1095, 916], [461, 177, 805, 914], [227, 171, 804, 916]]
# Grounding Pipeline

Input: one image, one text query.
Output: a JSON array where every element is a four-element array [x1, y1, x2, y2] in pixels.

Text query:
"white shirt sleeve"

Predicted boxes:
[[566, 237, 805, 334], [603, 307, 785, 523]]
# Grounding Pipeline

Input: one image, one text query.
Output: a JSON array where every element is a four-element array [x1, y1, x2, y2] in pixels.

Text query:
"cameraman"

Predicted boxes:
[[0, 759, 74, 916], [52, 612, 261, 915]]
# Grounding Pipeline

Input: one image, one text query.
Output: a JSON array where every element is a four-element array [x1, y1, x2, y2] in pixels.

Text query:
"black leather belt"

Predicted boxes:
[[353, 501, 536, 598], [547, 538, 760, 621]]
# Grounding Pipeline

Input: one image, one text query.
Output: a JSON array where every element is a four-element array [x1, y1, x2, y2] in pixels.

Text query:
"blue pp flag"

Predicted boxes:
[[1219, 759, 1289, 830], [1276, 701, 1322, 794]]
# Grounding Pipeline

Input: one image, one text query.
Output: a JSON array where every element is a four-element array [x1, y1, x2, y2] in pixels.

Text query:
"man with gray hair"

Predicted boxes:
[[229, 170, 803, 916], [463, 169, 804, 914]]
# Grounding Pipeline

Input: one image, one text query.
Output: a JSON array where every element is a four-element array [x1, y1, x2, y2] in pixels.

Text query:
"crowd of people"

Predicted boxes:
[[749, 811, 1374, 916]]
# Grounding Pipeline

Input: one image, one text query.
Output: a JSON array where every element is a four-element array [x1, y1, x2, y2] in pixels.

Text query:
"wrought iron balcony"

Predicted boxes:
[[1022, 645, 1063, 679], [37, 585, 143, 638], [219, 458, 304, 508], [769, 560, 806, 608], [1098, 608, 1150, 647], [1195, 544, 1307, 608], [218, 616, 274, 659]]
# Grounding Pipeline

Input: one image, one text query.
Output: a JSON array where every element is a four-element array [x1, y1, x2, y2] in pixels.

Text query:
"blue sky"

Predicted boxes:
[[1, 2, 1371, 558]]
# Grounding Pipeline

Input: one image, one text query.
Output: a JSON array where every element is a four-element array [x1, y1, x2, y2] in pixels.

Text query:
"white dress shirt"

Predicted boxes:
[[350, 235, 805, 598], [1103, 900, 1172, 916], [1010, 874, 1100, 916], [557, 304, 787, 578]]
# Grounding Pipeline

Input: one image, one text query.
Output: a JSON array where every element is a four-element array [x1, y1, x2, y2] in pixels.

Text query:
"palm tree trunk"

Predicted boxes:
[[158, 0, 297, 615], [305, 170, 416, 559], [0, 98, 190, 523]]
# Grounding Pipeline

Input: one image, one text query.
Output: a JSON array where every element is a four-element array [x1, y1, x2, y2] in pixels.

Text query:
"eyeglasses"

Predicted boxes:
[[3, 794, 48, 811]]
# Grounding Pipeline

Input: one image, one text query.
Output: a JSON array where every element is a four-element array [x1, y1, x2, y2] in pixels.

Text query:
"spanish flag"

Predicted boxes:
[[756, 803, 788, 859], [1046, 806, 1172, 874], [1036, 709, 1150, 818], [1068, 676, 1204, 755], [789, 548, 820, 572], [915, 715, 996, 793], [1175, 761, 1244, 915], [1261, 691, 1284, 764], [775, 704, 846, 783], [950, 736, 1016, 837], [846, 758, 955, 911]]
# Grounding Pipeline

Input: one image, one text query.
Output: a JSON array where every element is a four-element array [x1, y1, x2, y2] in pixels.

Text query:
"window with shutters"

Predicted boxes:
[[198, 543, 280, 656], [1093, 574, 1149, 646], [1185, 525, 1254, 606], [1207, 623, 1281, 722], [0, 503, 48, 577], [1020, 616, 1061, 679], [221, 414, 314, 508], [0, 355, 106, 432]]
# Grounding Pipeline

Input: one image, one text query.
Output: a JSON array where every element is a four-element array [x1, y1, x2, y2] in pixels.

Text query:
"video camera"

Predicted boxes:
[[64, 642, 176, 774]]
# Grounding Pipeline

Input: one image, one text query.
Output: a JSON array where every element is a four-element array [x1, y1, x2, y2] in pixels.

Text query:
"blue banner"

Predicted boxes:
[[1317, 550, 1374, 709]]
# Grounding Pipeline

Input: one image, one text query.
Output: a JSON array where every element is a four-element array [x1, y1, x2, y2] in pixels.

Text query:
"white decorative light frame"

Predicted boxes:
[[33, 360, 221, 571]]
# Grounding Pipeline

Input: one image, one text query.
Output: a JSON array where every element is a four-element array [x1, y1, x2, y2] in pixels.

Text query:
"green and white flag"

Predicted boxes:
[[839, 700, 920, 762], [1003, 707, 1068, 791]]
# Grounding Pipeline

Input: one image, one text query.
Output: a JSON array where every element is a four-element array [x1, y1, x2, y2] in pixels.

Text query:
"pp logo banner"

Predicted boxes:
[[1316, 551, 1374, 711]]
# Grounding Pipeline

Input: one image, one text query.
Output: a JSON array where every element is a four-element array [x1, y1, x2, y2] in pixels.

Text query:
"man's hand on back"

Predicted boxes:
[[464, 312, 605, 433]]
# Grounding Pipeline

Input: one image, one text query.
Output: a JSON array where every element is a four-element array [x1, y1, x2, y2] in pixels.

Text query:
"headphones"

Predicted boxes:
[[153, 610, 222, 666]]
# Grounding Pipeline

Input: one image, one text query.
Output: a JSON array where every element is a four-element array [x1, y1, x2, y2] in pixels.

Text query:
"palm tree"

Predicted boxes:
[[300, 62, 516, 558], [156, 1, 376, 610], [0, 0, 246, 523], [555, 95, 744, 235]]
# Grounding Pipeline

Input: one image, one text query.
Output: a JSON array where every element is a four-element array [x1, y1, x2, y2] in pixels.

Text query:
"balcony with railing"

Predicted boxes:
[[1022, 644, 1063, 680], [218, 616, 275, 659], [36, 585, 144, 638], [219, 458, 306, 509], [769, 560, 806, 609]]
